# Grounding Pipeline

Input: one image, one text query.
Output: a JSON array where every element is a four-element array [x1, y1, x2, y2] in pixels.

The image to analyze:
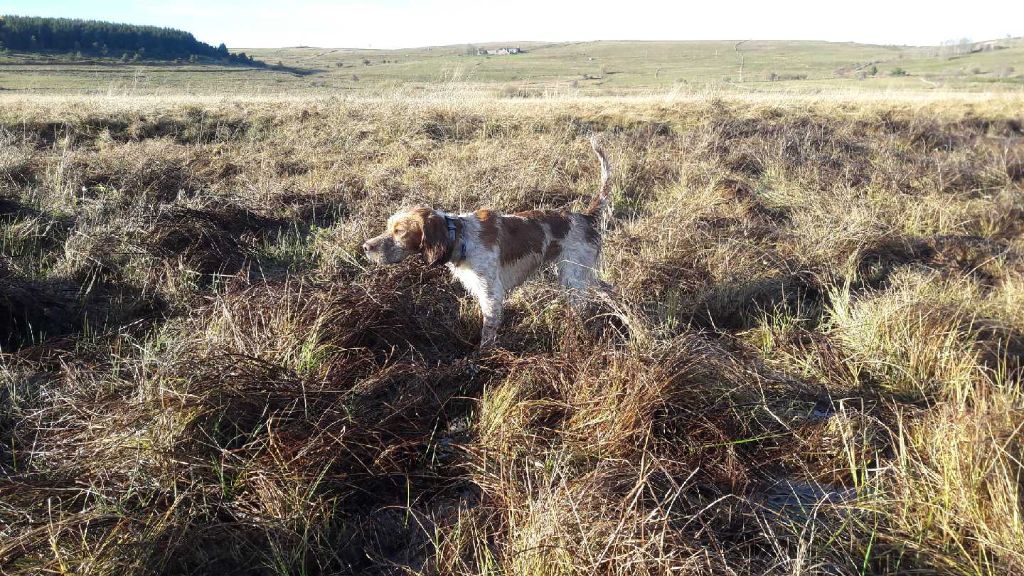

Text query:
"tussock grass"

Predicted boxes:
[[1, 92, 1023, 574]]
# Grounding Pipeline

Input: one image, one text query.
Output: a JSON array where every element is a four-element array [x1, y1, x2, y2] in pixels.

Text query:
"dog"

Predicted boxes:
[[362, 136, 612, 346]]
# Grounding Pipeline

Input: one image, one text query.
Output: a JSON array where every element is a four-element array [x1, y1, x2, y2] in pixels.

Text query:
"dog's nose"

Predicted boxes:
[[362, 241, 372, 253]]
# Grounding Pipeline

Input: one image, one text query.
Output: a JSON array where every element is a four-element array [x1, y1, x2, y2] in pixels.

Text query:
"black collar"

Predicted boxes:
[[444, 214, 467, 265]]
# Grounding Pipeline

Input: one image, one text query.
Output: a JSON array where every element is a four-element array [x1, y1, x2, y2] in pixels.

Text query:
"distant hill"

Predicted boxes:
[[240, 38, 1024, 91], [1, 37, 1020, 95], [0, 15, 262, 64]]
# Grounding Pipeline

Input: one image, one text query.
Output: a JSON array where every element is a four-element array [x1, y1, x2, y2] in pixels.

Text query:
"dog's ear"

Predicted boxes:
[[415, 208, 451, 266]]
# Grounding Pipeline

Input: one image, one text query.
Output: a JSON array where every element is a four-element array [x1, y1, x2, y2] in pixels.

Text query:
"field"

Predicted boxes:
[[1, 87, 1024, 575], [2, 38, 1023, 95]]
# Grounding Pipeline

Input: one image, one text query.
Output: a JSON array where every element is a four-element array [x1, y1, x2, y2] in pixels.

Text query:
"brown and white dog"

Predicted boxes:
[[363, 137, 612, 346]]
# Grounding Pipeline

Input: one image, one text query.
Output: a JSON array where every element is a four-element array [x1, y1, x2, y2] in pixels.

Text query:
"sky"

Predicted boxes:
[[5, 0, 1023, 49]]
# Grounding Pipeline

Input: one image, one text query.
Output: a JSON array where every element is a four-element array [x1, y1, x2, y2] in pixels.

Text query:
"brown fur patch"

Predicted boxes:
[[499, 216, 545, 265], [544, 240, 563, 264], [391, 207, 451, 265], [519, 209, 571, 239], [389, 213, 423, 251], [476, 209, 499, 249], [416, 207, 452, 266]]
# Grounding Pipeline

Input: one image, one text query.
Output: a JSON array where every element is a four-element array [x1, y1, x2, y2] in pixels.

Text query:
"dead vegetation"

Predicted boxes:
[[1, 94, 1023, 575]]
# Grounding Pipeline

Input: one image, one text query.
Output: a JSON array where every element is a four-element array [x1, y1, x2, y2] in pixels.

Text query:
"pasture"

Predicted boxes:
[[2, 38, 1023, 94]]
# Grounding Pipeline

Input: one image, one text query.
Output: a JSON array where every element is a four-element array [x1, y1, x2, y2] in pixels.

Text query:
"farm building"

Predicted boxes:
[[477, 47, 522, 55]]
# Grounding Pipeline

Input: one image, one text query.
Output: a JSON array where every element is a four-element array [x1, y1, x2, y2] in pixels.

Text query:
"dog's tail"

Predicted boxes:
[[585, 135, 612, 219]]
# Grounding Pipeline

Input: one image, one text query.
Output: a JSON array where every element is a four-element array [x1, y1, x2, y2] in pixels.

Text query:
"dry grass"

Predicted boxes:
[[1, 92, 1023, 575]]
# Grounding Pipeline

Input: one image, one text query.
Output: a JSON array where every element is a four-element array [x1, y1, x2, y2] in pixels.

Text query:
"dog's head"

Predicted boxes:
[[363, 206, 451, 266]]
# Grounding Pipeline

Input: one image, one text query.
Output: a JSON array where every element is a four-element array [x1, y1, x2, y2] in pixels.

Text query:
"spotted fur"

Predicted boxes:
[[363, 137, 612, 346]]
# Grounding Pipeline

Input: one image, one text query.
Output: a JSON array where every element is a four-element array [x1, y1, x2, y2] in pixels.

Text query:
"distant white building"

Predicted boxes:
[[477, 47, 522, 56], [972, 40, 1005, 52]]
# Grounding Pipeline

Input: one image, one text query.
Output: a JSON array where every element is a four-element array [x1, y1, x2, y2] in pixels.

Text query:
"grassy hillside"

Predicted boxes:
[[1, 92, 1023, 574], [247, 38, 1024, 92], [1, 38, 1022, 94]]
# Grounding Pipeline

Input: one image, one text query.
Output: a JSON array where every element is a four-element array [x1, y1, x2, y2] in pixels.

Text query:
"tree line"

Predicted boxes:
[[0, 15, 262, 64]]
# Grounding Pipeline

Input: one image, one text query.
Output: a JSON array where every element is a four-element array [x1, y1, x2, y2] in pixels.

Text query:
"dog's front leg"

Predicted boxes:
[[478, 291, 503, 347], [471, 273, 505, 347], [452, 269, 505, 348]]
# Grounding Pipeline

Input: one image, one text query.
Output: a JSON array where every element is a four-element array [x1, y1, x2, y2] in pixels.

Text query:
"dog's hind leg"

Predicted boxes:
[[556, 251, 601, 310]]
